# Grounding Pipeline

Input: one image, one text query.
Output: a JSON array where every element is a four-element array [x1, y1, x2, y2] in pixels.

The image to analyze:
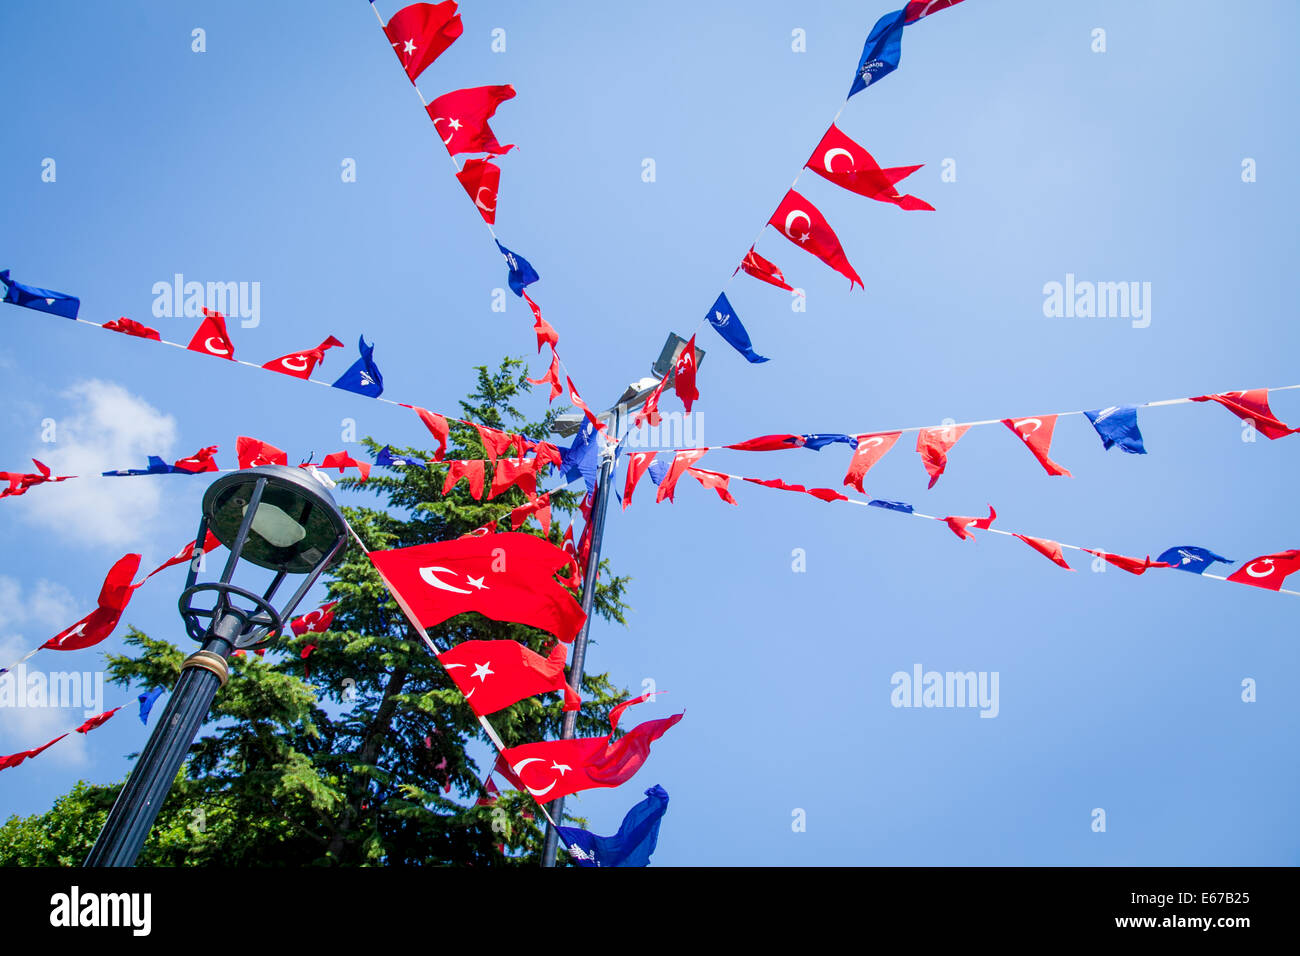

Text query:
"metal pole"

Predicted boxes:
[[541, 405, 622, 866], [84, 613, 242, 867]]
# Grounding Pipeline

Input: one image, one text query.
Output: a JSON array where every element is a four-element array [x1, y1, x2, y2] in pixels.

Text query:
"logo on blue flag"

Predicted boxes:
[[556, 784, 670, 867], [706, 293, 768, 364], [1084, 405, 1146, 455], [848, 9, 906, 97], [561, 420, 600, 494], [1, 269, 80, 319], [332, 336, 384, 397], [375, 446, 426, 468], [1156, 546, 1233, 575], [495, 240, 540, 296]]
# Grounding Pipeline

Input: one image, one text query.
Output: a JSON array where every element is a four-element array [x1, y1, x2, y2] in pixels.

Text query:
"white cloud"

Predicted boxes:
[[0, 575, 94, 766], [15, 380, 179, 547]]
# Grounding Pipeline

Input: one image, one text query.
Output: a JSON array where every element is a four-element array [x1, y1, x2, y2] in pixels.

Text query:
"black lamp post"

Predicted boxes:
[[85, 465, 348, 867]]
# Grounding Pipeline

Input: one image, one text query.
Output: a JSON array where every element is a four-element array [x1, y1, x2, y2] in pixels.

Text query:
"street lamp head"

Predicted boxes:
[[202, 465, 348, 573], [179, 466, 349, 650]]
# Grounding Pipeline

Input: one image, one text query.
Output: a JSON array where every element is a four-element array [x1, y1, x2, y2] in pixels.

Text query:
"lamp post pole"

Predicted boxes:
[[540, 404, 623, 866], [84, 617, 241, 867]]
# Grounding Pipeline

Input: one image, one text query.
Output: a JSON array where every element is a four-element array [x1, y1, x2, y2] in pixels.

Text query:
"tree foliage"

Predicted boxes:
[[0, 359, 631, 866]]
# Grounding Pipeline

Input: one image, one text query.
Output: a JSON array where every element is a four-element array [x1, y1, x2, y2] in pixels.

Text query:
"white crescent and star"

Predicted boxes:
[[784, 210, 812, 242], [474, 187, 496, 213], [823, 147, 855, 173], [1246, 560, 1275, 578], [204, 337, 230, 356], [419, 566, 473, 594], [431, 117, 459, 145], [1014, 418, 1043, 437], [281, 355, 310, 372], [511, 757, 557, 797]]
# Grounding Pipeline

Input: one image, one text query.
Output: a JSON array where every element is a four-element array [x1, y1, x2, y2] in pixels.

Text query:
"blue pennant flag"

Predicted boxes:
[[801, 434, 858, 451], [561, 419, 600, 494], [1084, 405, 1147, 455], [1, 269, 80, 319], [869, 498, 914, 514], [138, 687, 165, 725], [706, 293, 768, 364], [556, 784, 670, 867], [647, 456, 669, 486], [332, 336, 384, 397], [103, 456, 176, 477], [848, 9, 906, 97], [375, 446, 426, 468], [1156, 546, 1233, 575], [495, 240, 540, 296]]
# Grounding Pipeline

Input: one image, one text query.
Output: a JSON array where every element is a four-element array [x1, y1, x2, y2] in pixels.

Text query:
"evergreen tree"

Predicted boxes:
[[0, 359, 630, 866]]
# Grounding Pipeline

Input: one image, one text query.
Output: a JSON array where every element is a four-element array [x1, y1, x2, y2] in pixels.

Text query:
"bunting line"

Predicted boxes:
[[654, 464, 1300, 598]]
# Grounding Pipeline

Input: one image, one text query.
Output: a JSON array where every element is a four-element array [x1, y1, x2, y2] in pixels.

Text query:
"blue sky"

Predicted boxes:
[[2, 0, 1298, 865]]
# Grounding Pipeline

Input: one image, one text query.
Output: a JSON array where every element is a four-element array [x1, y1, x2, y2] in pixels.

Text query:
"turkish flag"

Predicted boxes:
[[43, 553, 143, 651], [843, 431, 901, 492], [474, 424, 519, 462], [1014, 534, 1074, 571], [369, 533, 587, 643], [768, 189, 864, 289], [1, 459, 73, 498], [736, 248, 794, 292], [489, 457, 539, 500], [531, 441, 563, 472], [634, 375, 668, 429], [688, 468, 737, 505], [443, 459, 485, 500], [725, 434, 803, 452], [904, 0, 966, 24], [439, 639, 579, 715], [456, 157, 500, 224], [743, 477, 846, 503], [524, 292, 558, 352], [1002, 415, 1072, 477], [75, 706, 123, 734], [187, 308, 235, 360], [566, 377, 607, 432], [142, 531, 222, 582], [944, 504, 996, 541], [497, 693, 681, 803], [407, 405, 450, 461], [656, 449, 707, 503], [290, 601, 339, 637], [806, 124, 932, 211], [509, 493, 551, 535], [1227, 549, 1300, 591], [320, 451, 371, 482], [236, 436, 288, 469], [383, 1, 463, 83], [1082, 550, 1172, 575], [916, 425, 969, 488], [527, 350, 562, 402], [0, 733, 68, 772], [673, 335, 700, 413], [1191, 389, 1296, 440], [103, 317, 160, 341], [262, 336, 343, 379], [425, 85, 516, 156], [622, 451, 657, 510], [173, 445, 219, 474]]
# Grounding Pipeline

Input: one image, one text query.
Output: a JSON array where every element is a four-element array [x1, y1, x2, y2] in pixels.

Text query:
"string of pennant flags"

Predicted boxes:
[[617, 456, 1300, 596], [5, 0, 1292, 864]]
